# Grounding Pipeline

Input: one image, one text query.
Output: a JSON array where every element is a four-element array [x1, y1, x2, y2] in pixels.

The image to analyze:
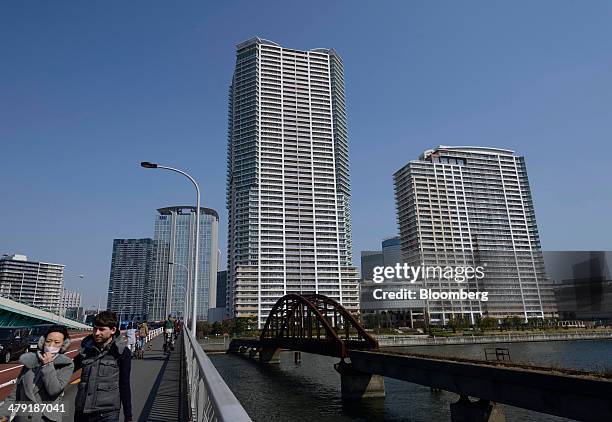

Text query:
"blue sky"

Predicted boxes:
[[1, 1, 611, 307]]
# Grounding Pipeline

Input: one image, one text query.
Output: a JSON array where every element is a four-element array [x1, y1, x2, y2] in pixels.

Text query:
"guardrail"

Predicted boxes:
[[183, 328, 252, 422], [145, 327, 163, 343]]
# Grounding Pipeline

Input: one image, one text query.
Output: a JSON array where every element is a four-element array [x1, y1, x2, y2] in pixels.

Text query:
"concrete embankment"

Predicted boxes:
[[377, 331, 612, 346]]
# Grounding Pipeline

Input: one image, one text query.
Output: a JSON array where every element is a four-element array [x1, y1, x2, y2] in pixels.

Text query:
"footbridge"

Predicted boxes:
[[229, 293, 612, 422]]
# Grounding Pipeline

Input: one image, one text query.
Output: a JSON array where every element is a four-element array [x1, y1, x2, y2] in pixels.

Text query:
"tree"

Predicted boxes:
[[478, 317, 497, 331]]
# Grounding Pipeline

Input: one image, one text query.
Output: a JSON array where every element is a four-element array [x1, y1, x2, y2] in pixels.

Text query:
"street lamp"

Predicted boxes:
[[168, 262, 190, 325], [141, 161, 200, 337]]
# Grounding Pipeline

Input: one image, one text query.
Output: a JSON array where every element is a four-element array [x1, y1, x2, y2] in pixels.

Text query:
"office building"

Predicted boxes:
[[149, 206, 219, 321], [208, 270, 228, 323], [360, 236, 403, 281], [360, 236, 426, 327], [394, 146, 557, 323], [382, 236, 402, 268], [107, 238, 155, 321], [360, 251, 383, 282], [0, 254, 64, 312], [226, 37, 359, 327], [545, 251, 612, 321]]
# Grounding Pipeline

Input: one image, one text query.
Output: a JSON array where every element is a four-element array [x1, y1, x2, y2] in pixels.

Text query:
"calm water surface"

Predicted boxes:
[[210, 339, 612, 422]]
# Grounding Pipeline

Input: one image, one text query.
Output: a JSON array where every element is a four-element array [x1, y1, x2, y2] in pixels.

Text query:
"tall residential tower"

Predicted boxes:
[[394, 146, 557, 323], [226, 37, 358, 327], [107, 238, 155, 321]]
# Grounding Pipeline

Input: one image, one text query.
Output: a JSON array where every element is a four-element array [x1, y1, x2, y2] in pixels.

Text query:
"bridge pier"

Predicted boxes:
[[334, 360, 385, 400], [450, 396, 505, 422], [259, 347, 281, 364]]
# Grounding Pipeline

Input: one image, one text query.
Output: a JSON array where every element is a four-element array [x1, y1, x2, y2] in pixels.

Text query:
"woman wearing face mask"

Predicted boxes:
[[0, 325, 74, 422]]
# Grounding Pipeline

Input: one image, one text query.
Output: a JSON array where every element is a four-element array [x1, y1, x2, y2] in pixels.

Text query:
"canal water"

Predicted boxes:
[[210, 339, 612, 422]]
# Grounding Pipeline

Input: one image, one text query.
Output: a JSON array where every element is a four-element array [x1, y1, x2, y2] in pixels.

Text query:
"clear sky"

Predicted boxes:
[[1, 1, 611, 307]]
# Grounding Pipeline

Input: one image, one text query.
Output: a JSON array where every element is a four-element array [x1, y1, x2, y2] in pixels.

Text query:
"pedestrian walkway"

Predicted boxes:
[[63, 334, 188, 421]]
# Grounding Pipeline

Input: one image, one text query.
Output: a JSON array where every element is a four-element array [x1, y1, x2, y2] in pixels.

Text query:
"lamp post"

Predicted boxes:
[[168, 262, 190, 326], [141, 162, 200, 337]]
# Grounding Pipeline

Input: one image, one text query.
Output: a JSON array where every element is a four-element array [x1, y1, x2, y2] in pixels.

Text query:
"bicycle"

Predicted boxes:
[[134, 340, 144, 359], [163, 330, 175, 354]]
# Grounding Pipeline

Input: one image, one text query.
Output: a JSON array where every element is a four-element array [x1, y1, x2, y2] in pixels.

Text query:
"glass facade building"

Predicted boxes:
[[149, 206, 219, 321], [545, 251, 612, 321], [226, 37, 359, 327]]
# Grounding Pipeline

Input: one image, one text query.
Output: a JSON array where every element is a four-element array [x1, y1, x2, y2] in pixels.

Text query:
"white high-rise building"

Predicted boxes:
[[226, 37, 359, 327], [394, 146, 557, 323], [0, 254, 64, 312]]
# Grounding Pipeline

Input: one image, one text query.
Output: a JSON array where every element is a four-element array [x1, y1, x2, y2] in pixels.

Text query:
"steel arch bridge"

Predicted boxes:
[[258, 294, 378, 359]]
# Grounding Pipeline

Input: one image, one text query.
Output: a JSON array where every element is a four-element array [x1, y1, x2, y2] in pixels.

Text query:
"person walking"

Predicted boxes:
[[125, 323, 137, 354], [0, 325, 74, 422], [138, 321, 148, 351], [73, 311, 132, 422]]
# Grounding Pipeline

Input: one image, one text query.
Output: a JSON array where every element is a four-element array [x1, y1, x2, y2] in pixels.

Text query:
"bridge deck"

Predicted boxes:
[[61, 334, 188, 421]]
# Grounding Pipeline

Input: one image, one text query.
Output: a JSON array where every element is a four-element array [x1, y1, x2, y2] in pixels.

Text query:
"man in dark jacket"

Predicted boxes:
[[73, 311, 132, 422]]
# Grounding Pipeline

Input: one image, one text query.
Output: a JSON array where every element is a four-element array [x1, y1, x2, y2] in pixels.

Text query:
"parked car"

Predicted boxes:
[[0, 327, 30, 363], [27, 324, 54, 351]]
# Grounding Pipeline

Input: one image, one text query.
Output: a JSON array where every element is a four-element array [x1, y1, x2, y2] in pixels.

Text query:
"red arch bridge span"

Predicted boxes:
[[227, 294, 612, 422]]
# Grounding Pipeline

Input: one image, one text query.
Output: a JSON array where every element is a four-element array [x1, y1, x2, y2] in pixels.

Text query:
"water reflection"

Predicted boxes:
[[211, 340, 611, 421]]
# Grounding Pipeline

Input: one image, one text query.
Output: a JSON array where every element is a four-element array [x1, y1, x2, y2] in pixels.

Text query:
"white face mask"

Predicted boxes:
[[44, 346, 61, 354]]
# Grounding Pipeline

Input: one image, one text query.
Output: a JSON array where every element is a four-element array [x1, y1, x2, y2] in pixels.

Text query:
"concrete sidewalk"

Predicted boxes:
[[63, 334, 188, 421]]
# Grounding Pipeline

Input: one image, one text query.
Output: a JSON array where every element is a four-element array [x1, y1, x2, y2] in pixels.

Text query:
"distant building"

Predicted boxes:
[[107, 239, 156, 322], [360, 251, 383, 282], [217, 270, 227, 312], [149, 206, 219, 321], [61, 288, 82, 309], [65, 306, 84, 321], [207, 270, 227, 323], [0, 254, 64, 312], [544, 251, 612, 321], [360, 237, 425, 327], [61, 288, 82, 318], [360, 236, 402, 281], [382, 236, 402, 268], [394, 146, 557, 324]]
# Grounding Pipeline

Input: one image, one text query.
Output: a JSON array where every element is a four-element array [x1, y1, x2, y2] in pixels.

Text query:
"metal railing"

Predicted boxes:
[[145, 327, 163, 343], [183, 328, 252, 422]]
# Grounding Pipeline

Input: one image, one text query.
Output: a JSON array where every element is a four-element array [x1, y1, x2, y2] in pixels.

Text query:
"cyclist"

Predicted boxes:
[[173, 318, 180, 340], [175, 319, 182, 339], [163, 315, 174, 353]]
